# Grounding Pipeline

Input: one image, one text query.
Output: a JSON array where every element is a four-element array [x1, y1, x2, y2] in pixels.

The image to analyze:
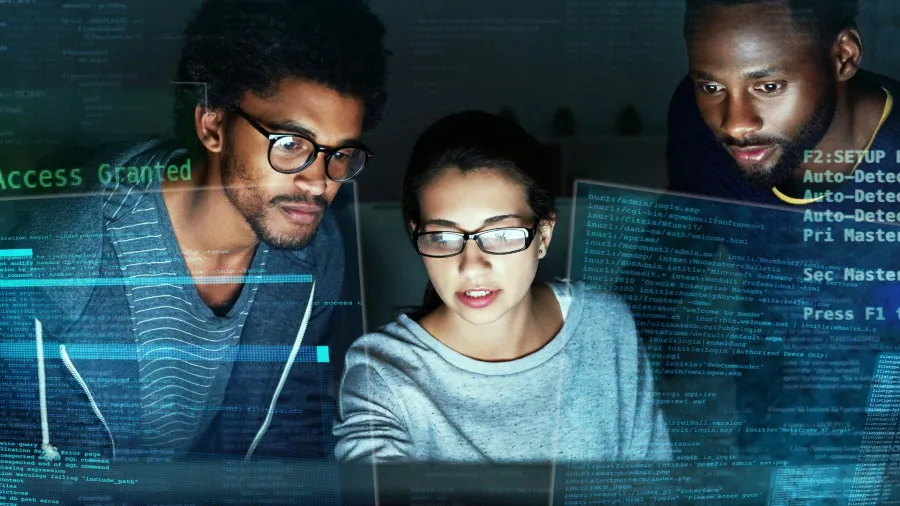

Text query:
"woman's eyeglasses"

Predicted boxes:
[[413, 224, 539, 258]]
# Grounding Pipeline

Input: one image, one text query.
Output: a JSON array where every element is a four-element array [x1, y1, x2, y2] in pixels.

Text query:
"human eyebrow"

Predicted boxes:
[[420, 214, 526, 229], [264, 118, 363, 146], [690, 67, 787, 83], [420, 218, 458, 229], [262, 118, 317, 139], [481, 214, 525, 226], [744, 67, 787, 80]]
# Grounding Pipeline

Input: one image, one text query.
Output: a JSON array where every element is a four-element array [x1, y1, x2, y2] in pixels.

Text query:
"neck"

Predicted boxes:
[[790, 74, 886, 185], [162, 155, 259, 268], [425, 283, 562, 362]]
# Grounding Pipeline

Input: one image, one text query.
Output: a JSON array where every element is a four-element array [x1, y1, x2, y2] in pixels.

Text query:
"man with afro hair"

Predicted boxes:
[[1, 0, 390, 463]]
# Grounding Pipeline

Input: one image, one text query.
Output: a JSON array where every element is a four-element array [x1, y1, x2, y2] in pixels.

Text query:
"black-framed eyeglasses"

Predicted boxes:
[[234, 108, 373, 182], [412, 223, 540, 258]]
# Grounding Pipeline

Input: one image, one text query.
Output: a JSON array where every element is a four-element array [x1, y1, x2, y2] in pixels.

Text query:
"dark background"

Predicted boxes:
[[1, 0, 899, 329], [1, 3, 900, 504], [2, 0, 897, 202]]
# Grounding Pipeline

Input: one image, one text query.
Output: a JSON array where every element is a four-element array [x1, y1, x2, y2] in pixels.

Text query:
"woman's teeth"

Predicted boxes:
[[465, 290, 491, 297]]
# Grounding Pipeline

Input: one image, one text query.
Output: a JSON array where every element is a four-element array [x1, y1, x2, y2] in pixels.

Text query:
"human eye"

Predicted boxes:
[[428, 232, 453, 244], [479, 228, 527, 253], [754, 82, 783, 94], [491, 229, 517, 242], [273, 136, 311, 154], [330, 148, 357, 166], [417, 231, 462, 256], [422, 231, 462, 248], [335, 147, 358, 159], [697, 82, 724, 94]]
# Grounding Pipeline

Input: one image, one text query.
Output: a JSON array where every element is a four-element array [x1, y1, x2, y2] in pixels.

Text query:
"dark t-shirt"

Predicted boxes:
[[656, 70, 900, 464]]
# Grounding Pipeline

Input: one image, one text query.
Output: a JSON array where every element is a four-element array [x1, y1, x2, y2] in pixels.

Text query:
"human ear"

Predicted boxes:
[[536, 213, 557, 259], [832, 28, 863, 82], [194, 106, 227, 153]]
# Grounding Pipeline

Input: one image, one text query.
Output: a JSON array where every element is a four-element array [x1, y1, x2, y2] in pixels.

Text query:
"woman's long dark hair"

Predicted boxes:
[[400, 110, 556, 321]]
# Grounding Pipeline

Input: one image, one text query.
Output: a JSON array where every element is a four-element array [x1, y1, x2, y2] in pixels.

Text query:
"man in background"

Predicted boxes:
[[0, 0, 389, 461], [646, 0, 900, 466], [668, 0, 898, 204]]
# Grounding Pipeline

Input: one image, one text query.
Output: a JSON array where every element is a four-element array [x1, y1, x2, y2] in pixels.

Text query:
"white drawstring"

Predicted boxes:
[[37, 274, 316, 462], [245, 278, 316, 460], [36, 319, 60, 462], [60, 344, 117, 460]]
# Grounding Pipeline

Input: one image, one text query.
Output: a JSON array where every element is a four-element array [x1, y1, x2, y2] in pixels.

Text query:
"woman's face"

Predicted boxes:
[[415, 168, 555, 326]]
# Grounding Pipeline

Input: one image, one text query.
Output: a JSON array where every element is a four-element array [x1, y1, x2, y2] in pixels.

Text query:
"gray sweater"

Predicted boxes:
[[334, 281, 672, 463]]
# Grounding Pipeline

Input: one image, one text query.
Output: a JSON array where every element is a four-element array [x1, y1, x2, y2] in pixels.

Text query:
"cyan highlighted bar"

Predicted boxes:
[[317, 346, 330, 363], [1, 342, 327, 363], [0, 249, 33, 257], [0, 274, 312, 288]]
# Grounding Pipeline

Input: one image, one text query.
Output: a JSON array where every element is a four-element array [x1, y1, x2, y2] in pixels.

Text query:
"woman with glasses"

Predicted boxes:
[[334, 111, 672, 463]]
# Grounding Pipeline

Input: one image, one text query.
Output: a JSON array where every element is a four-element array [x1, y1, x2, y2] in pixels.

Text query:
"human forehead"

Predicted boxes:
[[239, 77, 365, 145], [419, 169, 531, 228], [688, 5, 818, 71]]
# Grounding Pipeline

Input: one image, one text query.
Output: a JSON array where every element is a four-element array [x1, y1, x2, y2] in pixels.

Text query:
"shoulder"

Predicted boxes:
[[854, 71, 900, 154], [863, 69, 900, 96], [564, 284, 649, 378], [18, 139, 186, 328], [566, 281, 639, 344], [568, 280, 633, 317], [343, 317, 432, 380], [857, 70, 900, 128]]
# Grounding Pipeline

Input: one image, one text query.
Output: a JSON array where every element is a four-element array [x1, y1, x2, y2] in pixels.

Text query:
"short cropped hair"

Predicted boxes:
[[173, 0, 390, 144], [684, 0, 858, 48]]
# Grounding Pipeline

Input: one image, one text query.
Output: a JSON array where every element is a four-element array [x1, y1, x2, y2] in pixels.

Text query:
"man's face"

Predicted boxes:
[[220, 77, 365, 250], [687, 3, 837, 189]]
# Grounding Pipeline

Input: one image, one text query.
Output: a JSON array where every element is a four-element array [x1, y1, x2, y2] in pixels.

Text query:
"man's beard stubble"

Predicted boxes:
[[722, 79, 838, 191], [220, 148, 327, 251]]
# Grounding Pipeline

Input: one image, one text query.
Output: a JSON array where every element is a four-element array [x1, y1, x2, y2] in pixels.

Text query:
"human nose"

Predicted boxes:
[[720, 91, 763, 140], [292, 152, 328, 196], [457, 239, 491, 277]]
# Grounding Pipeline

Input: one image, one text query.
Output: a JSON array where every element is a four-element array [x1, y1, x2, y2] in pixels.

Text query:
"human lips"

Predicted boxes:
[[455, 288, 501, 309], [279, 203, 322, 224], [727, 144, 777, 165]]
